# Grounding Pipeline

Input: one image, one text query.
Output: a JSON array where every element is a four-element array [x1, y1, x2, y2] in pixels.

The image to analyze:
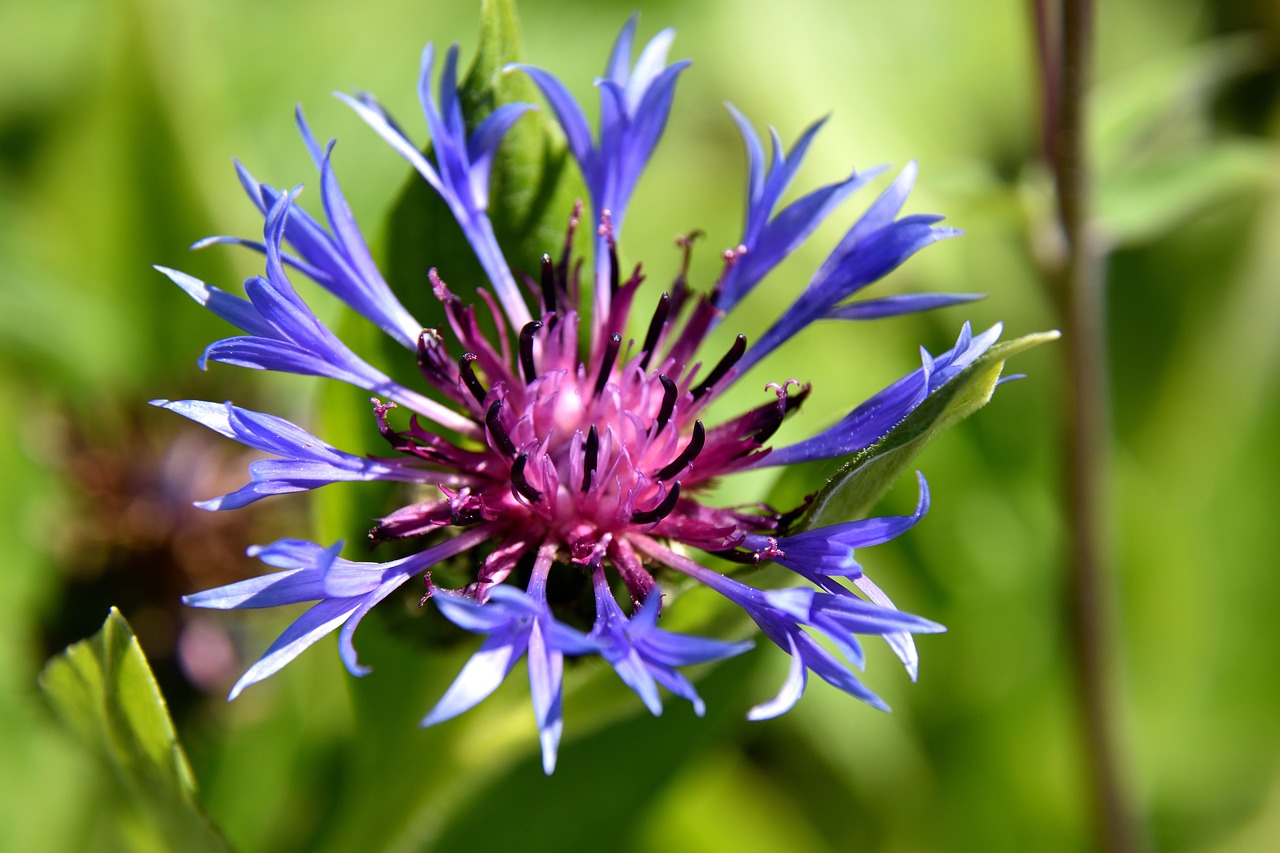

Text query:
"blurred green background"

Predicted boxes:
[[3, 0, 1279, 850]]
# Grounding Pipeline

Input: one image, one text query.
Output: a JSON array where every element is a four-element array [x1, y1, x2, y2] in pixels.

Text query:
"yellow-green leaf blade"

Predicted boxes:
[[38, 608, 226, 852]]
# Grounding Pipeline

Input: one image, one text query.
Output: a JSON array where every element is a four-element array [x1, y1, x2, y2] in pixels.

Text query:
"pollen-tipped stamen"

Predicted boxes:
[[655, 420, 705, 480], [558, 200, 581, 287], [750, 383, 810, 444], [459, 353, 486, 405], [416, 329, 459, 396]]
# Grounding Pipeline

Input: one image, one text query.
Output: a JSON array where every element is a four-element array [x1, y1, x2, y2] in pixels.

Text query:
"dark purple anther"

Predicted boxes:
[[655, 374, 677, 432], [595, 333, 622, 397], [632, 482, 681, 525], [639, 291, 671, 370], [582, 425, 599, 492], [511, 454, 543, 503], [519, 321, 543, 384], [539, 253, 558, 314], [655, 420, 705, 480], [747, 384, 810, 446], [485, 400, 517, 457], [459, 353, 486, 405], [692, 334, 746, 400]]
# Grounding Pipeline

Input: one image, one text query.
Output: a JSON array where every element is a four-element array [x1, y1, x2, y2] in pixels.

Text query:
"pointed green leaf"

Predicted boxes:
[[38, 608, 226, 851], [796, 331, 1060, 531]]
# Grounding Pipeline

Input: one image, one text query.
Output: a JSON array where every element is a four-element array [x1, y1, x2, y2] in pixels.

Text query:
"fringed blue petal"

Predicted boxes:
[[153, 399, 426, 509], [341, 43, 535, 328], [761, 324, 1001, 466], [421, 625, 530, 726], [426, 576, 600, 774], [228, 597, 363, 700], [826, 292, 984, 321], [514, 18, 687, 234], [739, 163, 961, 373]]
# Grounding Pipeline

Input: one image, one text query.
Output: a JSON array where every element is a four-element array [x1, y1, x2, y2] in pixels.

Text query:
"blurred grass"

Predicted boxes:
[[2, 0, 1279, 850]]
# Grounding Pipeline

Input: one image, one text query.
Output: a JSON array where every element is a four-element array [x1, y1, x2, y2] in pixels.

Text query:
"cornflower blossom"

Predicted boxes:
[[157, 17, 998, 773]]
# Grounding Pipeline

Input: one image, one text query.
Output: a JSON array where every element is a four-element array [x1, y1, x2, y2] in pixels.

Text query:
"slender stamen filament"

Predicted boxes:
[[692, 334, 747, 400], [511, 453, 543, 502], [519, 321, 543, 383], [556, 201, 581, 296], [707, 547, 761, 565], [372, 399, 399, 440], [485, 399, 517, 457], [599, 210, 619, 294], [595, 333, 622, 397], [655, 420, 705, 480], [458, 352, 486, 405], [632, 481, 681, 524], [670, 231, 702, 317]]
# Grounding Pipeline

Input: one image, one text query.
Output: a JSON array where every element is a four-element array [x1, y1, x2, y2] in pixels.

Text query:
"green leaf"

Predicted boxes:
[[381, 0, 582, 343], [796, 331, 1060, 531], [37, 608, 226, 852]]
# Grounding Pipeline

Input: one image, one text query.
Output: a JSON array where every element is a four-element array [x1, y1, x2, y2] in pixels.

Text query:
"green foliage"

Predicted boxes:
[[37, 609, 225, 852], [1092, 36, 1277, 246], [798, 331, 1061, 531]]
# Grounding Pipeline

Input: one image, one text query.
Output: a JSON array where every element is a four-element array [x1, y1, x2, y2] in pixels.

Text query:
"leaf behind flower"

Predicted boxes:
[[796, 330, 1060, 531]]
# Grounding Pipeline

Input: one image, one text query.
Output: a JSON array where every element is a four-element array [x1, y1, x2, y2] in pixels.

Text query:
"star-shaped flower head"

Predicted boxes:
[[159, 15, 1006, 773]]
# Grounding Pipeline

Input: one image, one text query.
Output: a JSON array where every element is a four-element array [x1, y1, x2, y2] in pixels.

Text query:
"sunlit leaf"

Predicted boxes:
[[797, 331, 1060, 531]]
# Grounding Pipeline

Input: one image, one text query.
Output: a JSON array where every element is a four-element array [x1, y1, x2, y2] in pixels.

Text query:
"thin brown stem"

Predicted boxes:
[[1032, 0, 1061, 162], [1036, 0, 1147, 850]]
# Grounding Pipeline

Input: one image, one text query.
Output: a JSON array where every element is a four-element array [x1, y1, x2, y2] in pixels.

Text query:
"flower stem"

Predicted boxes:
[[1035, 0, 1147, 850]]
